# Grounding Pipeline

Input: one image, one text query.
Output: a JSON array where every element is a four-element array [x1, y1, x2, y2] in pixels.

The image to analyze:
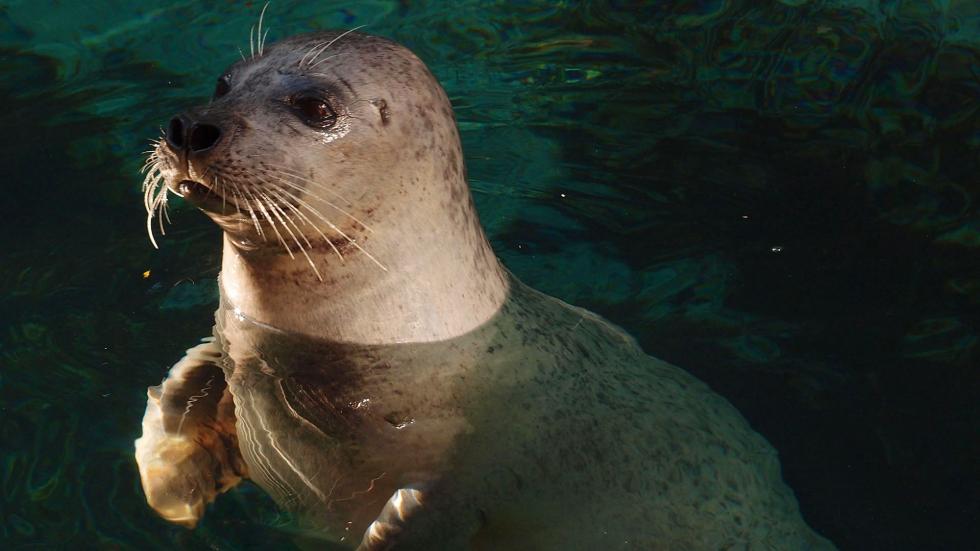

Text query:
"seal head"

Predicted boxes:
[[144, 31, 509, 344], [137, 29, 836, 550]]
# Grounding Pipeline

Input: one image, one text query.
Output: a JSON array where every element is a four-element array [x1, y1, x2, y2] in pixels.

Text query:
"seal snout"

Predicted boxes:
[[177, 179, 208, 197], [165, 113, 223, 157], [176, 179, 235, 215]]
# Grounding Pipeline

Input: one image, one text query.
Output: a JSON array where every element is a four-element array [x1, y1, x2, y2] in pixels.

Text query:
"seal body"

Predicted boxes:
[[134, 30, 835, 550], [213, 276, 831, 550]]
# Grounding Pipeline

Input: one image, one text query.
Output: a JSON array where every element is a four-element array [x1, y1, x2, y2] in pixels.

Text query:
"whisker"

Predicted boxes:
[[252, 159, 354, 206], [145, 219, 159, 248], [276, 203, 314, 251], [142, 168, 161, 211], [264, 181, 387, 272], [257, 2, 270, 56], [259, 190, 323, 281], [148, 185, 168, 248], [299, 40, 329, 68], [140, 159, 157, 175], [307, 53, 345, 70], [141, 155, 169, 249], [261, 29, 271, 56], [259, 189, 310, 250], [303, 25, 366, 69], [266, 187, 312, 235], [262, 171, 373, 232], [157, 196, 166, 236], [140, 150, 161, 173], [235, 184, 266, 240], [258, 178, 344, 263], [227, 185, 244, 215], [162, 194, 172, 225], [246, 188, 294, 257], [145, 188, 163, 247], [217, 176, 226, 212]]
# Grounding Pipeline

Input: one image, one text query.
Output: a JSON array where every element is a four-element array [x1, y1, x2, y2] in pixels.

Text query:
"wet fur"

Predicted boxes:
[[135, 30, 835, 550]]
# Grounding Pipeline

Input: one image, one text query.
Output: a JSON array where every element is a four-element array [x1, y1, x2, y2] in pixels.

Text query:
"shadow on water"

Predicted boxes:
[[486, 2, 980, 549], [0, 1, 978, 549], [0, 45, 311, 549]]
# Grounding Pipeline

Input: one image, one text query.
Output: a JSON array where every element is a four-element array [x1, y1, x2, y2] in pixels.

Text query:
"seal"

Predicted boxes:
[[134, 29, 836, 550]]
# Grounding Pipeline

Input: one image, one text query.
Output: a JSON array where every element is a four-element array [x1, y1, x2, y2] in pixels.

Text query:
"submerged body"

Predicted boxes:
[[213, 274, 827, 549], [134, 29, 834, 549]]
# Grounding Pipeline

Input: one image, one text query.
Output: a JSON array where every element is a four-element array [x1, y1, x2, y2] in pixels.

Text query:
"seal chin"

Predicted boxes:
[[176, 180, 236, 215]]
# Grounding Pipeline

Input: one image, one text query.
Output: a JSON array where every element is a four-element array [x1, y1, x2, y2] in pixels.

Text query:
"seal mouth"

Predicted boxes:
[[176, 180, 237, 215]]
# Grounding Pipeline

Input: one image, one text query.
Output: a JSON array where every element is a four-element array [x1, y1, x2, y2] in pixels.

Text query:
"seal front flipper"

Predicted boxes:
[[358, 487, 480, 551], [358, 487, 427, 551], [134, 337, 247, 527]]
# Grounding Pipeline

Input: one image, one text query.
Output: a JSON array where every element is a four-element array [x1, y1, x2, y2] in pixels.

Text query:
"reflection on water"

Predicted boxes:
[[0, 1, 977, 549], [140, 275, 832, 548]]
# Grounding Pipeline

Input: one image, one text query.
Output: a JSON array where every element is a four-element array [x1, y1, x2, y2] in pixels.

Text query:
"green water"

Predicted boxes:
[[1, 1, 977, 549]]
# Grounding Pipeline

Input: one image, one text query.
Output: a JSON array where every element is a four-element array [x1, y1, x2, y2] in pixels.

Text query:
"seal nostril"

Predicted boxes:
[[166, 117, 185, 149], [189, 123, 221, 152]]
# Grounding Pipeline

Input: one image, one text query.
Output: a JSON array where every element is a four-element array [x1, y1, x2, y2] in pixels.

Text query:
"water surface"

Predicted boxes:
[[1, 1, 978, 549]]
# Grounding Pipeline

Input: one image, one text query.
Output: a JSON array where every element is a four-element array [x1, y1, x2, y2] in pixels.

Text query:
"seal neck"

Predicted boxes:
[[217, 215, 509, 345]]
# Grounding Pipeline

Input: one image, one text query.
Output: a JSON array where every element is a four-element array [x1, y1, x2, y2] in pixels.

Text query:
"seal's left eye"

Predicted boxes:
[[292, 96, 337, 128], [214, 76, 231, 99]]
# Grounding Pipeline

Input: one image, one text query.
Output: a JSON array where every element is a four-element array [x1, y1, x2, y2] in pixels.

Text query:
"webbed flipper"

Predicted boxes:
[[358, 486, 481, 551], [358, 488, 427, 550], [134, 337, 246, 527]]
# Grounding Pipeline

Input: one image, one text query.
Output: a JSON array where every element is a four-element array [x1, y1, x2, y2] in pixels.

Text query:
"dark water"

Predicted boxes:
[[1, 1, 977, 549]]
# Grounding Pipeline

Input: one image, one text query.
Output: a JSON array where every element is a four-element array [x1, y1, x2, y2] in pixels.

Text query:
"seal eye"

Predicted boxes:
[[214, 76, 231, 99], [292, 96, 337, 128]]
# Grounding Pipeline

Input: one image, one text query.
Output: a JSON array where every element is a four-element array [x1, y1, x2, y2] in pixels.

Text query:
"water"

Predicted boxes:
[[1, 1, 977, 549]]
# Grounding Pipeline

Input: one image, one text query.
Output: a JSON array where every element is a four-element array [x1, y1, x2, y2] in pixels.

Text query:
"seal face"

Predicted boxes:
[[142, 29, 507, 345], [135, 30, 836, 550]]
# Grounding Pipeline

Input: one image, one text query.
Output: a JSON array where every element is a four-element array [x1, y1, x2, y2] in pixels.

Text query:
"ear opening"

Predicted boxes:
[[370, 98, 391, 126]]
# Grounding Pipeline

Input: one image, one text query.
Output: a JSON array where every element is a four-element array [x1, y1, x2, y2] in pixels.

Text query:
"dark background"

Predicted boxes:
[[1, 1, 977, 549]]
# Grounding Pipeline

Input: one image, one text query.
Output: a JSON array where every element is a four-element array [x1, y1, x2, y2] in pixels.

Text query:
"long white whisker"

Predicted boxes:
[[273, 197, 313, 251], [304, 25, 366, 68], [151, 188, 167, 246], [259, 190, 323, 281], [266, 187, 312, 236], [235, 185, 266, 239], [227, 185, 244, 215], [141, 156, 169, 249], [245, 187, 277, 245], [146, 211, 159, 249], [216, 176, 227, 212], [259, 190, 308, 249], [308, 53, 345, 70], [157, 197, 166, 236], [140, 150, 161, 173], [299, 40, 329, 68], [303, 43, 332, 69], [247, 188, 293, 257], [258, 178, 345, 263], [142, 168, 161, 211], [257, 2, 270, 56], [253, 159, 354, 206], [263, 171, 373, 232], [264, 181, 387, 272], [161, 193, 172, 225]]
